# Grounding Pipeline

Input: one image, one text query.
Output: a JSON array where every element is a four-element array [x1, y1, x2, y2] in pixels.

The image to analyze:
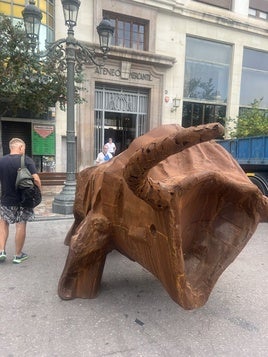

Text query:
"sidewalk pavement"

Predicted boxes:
[[1, 189, 268, 356], [34, 185, 73, 220]]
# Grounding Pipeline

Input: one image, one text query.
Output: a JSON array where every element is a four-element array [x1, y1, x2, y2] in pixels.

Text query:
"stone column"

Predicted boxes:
[[232, 0, 250, 16]]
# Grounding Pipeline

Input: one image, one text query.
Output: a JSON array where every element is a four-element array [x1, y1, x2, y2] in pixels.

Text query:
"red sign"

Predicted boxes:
[[33, 125, 54, 138]]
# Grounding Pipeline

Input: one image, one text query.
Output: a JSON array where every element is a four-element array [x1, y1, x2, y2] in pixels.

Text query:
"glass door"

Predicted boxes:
[[94, 86, 149, 159]]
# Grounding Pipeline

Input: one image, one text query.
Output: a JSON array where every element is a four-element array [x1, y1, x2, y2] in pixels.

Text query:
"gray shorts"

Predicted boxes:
[[0, 205, 34, 224]]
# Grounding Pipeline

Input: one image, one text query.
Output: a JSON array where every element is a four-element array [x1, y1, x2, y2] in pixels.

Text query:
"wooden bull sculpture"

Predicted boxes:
[[58, 123, 268, 309]]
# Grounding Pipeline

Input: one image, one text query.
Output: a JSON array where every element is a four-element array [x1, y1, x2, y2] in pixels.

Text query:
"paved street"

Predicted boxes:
[[0, 218, 267, 357]]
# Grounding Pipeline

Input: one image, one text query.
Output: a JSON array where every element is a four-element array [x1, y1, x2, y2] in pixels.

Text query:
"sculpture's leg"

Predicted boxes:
[[58, 251, 107, 300], [58, 213, 111, 300]]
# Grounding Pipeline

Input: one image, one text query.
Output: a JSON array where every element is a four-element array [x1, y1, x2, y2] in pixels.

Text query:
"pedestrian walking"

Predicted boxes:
[[105, 138, 116, 156], [0, 138, 41, 264]]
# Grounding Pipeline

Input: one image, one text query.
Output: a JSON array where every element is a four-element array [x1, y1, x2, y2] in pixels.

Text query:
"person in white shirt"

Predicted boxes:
[[95, 144, 113, 165], [105, 138, 116, 156]]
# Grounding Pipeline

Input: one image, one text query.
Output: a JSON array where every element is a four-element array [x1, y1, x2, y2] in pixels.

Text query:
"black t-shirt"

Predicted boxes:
[[0, 154, 37, 206]]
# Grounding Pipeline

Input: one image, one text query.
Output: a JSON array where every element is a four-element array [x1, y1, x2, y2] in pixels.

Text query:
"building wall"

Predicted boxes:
[[0, 0, 55, 46], [2, 0, 268, 171], [52, 0, 268, 170]]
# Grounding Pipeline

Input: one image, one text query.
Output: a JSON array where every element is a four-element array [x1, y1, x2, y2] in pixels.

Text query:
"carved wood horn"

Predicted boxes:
[[123, 123, 224, 208]]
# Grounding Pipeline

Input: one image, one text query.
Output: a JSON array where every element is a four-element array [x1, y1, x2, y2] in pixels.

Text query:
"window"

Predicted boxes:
[[183, 37, 231, 127], [240, 48, 268, 108], [249, 0, 268, 19], [182, 102, 226, 127], [260, 11, 267, 19], [249, 8, 268, 19], [104, 12, 148, 51], [192, 0, 232, 10], [249, 8, 257, 16], [184, 37, 231, 103]]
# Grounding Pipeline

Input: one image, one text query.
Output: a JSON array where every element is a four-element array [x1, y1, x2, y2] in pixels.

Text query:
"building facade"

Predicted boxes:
[[1, 0, 268, 172], [0, 0, 56, 171]]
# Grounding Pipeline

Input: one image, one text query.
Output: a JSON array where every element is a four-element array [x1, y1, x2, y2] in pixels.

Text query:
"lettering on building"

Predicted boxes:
[[95, 67, 153, 81]]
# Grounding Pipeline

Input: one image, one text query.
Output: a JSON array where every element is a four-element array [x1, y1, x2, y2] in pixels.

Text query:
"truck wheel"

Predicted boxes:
[[248, 175, 268, 196]]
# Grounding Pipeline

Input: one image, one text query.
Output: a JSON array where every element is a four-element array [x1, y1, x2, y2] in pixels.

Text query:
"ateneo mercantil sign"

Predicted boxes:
[[95, 66, 153, 81]]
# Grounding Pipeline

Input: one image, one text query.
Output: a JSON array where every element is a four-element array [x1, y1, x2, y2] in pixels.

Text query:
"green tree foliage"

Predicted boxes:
[[0, 15, 84, 118], [230, 99, 268, 138]]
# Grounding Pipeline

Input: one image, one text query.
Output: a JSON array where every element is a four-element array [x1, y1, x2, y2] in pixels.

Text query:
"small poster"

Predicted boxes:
[[32, 124, 55, 155]]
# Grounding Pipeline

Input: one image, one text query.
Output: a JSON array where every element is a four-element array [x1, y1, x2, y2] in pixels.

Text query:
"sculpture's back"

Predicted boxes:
[[58, 123, 268, 309]]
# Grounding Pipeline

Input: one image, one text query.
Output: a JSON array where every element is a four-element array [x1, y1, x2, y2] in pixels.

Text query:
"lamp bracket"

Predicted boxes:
[[34, 37, 104, 72]]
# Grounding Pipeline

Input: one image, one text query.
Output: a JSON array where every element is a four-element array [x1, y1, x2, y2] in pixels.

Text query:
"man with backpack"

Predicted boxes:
[[0, 138, 41, 264]]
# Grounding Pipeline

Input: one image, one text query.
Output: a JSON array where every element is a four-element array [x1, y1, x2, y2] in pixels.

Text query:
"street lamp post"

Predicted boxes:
[[22, 0, 114, 214]]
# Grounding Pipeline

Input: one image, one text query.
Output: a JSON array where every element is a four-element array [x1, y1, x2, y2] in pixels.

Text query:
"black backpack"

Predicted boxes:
[[15, 155, 42, 208]]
